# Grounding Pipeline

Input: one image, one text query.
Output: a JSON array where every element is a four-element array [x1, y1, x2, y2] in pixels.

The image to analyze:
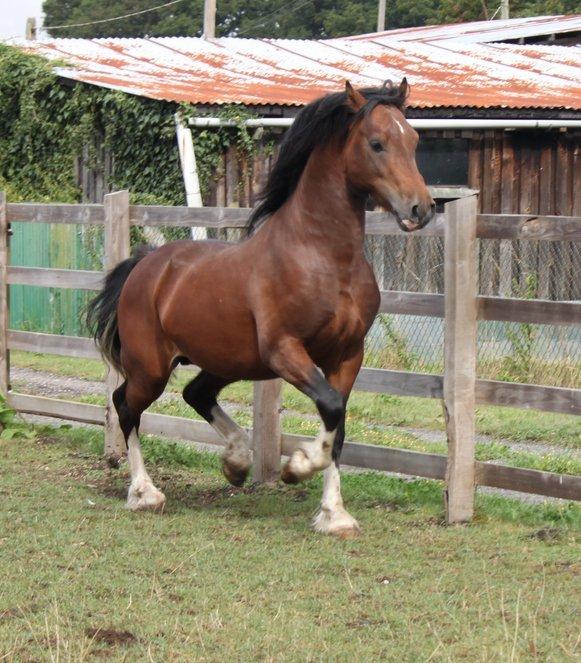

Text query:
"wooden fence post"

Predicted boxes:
[[252, 379, 282, 483], [443, 194, 478, 523], [103, 190, 130, 464], [0, 192, 8, 397]]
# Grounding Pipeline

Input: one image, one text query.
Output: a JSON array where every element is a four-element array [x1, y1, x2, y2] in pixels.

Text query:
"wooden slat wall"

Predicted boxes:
[[469, 130, 580, 301]]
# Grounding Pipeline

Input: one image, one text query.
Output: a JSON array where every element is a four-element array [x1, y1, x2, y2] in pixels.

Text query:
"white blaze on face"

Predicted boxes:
[[394, 118, 405, 135]]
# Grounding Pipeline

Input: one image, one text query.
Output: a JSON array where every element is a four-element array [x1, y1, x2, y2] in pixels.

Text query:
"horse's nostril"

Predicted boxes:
[[411, 205, 419, 219]]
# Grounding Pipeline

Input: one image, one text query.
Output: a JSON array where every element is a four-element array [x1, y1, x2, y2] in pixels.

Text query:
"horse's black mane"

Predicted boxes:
[[247, 82, 408, 235]]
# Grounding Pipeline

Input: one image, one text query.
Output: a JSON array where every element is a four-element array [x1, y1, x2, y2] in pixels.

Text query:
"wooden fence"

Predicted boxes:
[[0, 190, 580, 523]]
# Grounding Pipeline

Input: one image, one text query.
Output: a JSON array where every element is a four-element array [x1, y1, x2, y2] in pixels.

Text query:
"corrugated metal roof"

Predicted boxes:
[[7, 15, 581, 110], [346, 14, 581, 43]]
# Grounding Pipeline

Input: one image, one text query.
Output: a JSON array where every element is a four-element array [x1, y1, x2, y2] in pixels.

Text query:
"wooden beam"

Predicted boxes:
[[478, 296, 580, 326], [6, 203, 104, 225], [443, 194, 478, 524], [252, 379, 282, 483], [7, 392, 105, 425], [476, 380, 580, 416], [6, 392, 580, 501], [476, 214, 581, 241], [7, 266, 102, 290], [475, 462, 581, 501], [380, 291, 580, 326], [355, 368, 443, 398], [129, 205, 250, 228], [103, 191, 130, 463], [0, 193, 8, 396], [7, 330, 101, 359], [379, 291, 444, 317]]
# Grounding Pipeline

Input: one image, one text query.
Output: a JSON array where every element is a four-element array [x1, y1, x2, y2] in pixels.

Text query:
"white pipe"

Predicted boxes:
[[188, 117, 581, 130], [175, 113, 207, 240]]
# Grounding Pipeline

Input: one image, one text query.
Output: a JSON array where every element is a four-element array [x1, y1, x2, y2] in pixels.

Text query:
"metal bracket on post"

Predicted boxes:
[[103, 190, 130, 466], [252, 379, 282, 483], [443, 194, 478, 524]]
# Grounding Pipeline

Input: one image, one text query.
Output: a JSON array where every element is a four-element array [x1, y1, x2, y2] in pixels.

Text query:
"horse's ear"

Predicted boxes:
[[345, 80, 366, 111], [398, 77, 410, 100]]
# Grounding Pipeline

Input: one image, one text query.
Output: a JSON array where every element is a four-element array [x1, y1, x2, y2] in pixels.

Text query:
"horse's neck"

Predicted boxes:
[[282, 144, 366, 259]]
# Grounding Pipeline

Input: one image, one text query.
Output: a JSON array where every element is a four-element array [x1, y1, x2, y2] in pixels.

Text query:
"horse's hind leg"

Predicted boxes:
[[113, 374, 169, 511], [183, 371, 251, 486]]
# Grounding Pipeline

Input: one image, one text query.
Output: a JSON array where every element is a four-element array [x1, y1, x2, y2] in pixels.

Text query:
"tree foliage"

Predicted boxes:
[[42, 0, 580, 40]]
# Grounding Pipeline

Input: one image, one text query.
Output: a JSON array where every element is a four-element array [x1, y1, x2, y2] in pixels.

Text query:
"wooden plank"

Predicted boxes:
[[130, 205, 250, 228], [379, 291, 444, 317], [379, 291, 579, 326], [7, 391, 579, 501], [478, 297, 580, 326], [476, 214, 581, 241], [7, 392, 105, 425], [7, 330, 101, 359], [475, 462, 581, 501], [475, 380, 580, 416], [365, 211, 446, 236], [537, 140, 555, 299], [429, 187, 479, 200], [499, 134, 516, 296], [355, 368, 443, 398], [252, 379, 282, 483], [6, 203, 104, 225], [0, 192, 8, 395], [443, 194, 478, 524], [7, 266, 102, 290], [140, 413, 224, 447], [104, 191, 130, 463]]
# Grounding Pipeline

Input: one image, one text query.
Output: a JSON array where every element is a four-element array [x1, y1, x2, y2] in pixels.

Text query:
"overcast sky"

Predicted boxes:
[[0, 0, 44, 40]]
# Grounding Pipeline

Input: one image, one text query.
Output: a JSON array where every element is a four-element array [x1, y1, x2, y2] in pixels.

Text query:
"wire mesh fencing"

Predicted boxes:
[[363, 234, 580, 388]]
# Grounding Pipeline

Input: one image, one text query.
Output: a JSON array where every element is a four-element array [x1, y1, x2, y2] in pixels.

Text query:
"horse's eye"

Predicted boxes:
[[370, 140, 384, 153]]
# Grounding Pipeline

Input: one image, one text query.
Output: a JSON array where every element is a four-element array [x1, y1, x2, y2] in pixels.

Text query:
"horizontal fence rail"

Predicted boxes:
[[6, 391, 579, 502], [7, 202, 581, 241], [1, 191, 580, 516]]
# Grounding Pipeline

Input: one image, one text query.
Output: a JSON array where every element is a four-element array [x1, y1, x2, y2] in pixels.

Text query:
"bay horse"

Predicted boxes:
[[88, 80, 435, 536]]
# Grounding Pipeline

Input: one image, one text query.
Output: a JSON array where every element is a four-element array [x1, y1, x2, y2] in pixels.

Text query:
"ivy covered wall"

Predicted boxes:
[[0, 44, 264, 334]]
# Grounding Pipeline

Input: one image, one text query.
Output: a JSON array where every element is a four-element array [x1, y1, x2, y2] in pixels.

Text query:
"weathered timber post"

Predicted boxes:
[[0, 193, 8, 397], [443, 194, 478, 523], [103, 190, 130, 464], [252, 379, 282, 483]]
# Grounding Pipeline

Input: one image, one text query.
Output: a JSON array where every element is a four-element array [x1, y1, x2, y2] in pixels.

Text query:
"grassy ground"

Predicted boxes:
[[10, 351, 581, 452], [0, 427, 579, 661]]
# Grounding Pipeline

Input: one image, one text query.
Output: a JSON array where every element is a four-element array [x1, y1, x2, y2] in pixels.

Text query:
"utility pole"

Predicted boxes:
[[25, 17, 37, 40], [500, 0, 509, 19], [203, 0, 216, 38], [377, 0, 386, 32]]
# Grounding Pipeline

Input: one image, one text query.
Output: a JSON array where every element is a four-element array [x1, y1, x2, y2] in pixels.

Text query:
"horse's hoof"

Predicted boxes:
[[127, 482, 166, 512], [281, 449, 315, 484], [312, 508, 361, 538], [222, 459, 249, 487]]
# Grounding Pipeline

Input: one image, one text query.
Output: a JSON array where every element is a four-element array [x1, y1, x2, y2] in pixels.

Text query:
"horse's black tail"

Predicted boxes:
[[86, 246, 153, 375]]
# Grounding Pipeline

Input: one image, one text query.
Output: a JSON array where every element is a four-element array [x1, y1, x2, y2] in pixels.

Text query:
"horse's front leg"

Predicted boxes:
[[183, 371, 252, 486], [313, 344, 364, 537], [261, 336, 343, 484]]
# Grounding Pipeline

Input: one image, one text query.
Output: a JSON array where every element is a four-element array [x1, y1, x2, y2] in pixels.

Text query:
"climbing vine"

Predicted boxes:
[[0, 44, 268, 205]]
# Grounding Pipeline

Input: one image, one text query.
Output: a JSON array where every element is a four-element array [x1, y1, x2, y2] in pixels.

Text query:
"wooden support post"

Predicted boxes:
[[0, 193, 8, 397], [103, 190, 130, 464], [252, 379, 282, 483], [443, 195, 478, 524]]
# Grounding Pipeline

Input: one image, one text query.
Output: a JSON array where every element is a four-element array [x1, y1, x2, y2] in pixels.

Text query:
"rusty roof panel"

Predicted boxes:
[[6, 15, 581, 110]]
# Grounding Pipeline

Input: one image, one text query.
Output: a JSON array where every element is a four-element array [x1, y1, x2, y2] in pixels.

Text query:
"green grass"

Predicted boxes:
[[11, 351, 580, 450], [0, 427, 579, 661]]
